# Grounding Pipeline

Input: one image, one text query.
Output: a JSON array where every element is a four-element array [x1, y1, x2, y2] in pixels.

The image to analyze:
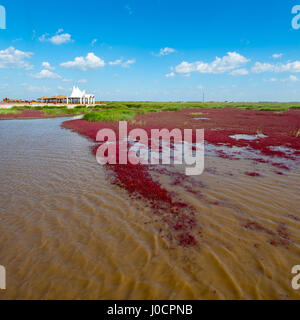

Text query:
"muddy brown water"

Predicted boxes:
[[0, 117, 299, 299]]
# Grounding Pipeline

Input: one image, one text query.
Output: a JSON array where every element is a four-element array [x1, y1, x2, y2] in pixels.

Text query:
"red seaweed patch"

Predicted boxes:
[[243, 221, 291, 248], [108, 162, 200, 247], [274, 171, 284, 175], [245, 172, 261, 177], [61, 107, 300, 247]]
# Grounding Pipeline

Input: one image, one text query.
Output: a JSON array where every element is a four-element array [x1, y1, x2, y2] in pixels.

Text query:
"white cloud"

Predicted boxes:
[[50, 33, 72, 45], [109, 59, 123, 66], [42, 62, 54, 70], [264, 75, 299, 83], [174, 52, 249, 75], [0, 47, 33, 69], [272, 53, 283, 59], [230, 68, 249, 75], [165, 72, 175, 78], [279, 61, 300, 72], [282, 75, 299, 82], [288, 75, 299, 82], [109, 58, 136, 68], [252, 61, 300, 73], [60, 52, 105, 71], [91, 39, 98, 46], [252, 62, 276, 73], [78, 79, 87, 83], [125, 4, 133, 15], [122, 59, 136, 68], [264, 77, 278, 82], [31, 69, 61, 79], [158, 47, 176, 56], [39, 29, 73, 45]]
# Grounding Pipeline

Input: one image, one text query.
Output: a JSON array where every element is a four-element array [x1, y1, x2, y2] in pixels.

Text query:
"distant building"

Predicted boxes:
[[38, 86, 96, 105], [68, 86, 95, 105], [2, 97, 24, 104], [38, 95, 67, 104]]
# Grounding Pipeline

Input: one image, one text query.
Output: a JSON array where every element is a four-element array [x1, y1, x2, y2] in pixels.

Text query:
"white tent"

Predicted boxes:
[[67, 86, 95, 105]]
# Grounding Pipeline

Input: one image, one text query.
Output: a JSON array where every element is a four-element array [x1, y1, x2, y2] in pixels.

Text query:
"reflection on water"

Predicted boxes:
[[0, 118, 299, 299]]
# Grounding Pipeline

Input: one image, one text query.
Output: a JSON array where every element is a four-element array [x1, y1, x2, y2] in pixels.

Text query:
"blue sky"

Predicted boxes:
[[1, 0, 300, 101]]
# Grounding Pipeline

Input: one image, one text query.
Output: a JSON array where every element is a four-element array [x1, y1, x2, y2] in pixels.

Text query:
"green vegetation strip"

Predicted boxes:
[[0, 102, 299, 122], [83, 111, 135, 122], [0, 109, 19, 115]]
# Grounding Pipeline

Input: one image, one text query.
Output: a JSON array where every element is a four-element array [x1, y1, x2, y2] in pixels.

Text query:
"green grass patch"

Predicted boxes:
[[12, 106, 35, 111], [162, 106, 181, 111], [43, 107, 88, 115], [190, 112, 204, 115], [0, 109, 19, 115], [83, 111, 136, 122], [258, 107, 290, 112]]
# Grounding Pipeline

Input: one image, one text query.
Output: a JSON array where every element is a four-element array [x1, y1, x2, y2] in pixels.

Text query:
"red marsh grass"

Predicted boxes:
[[62, 107, 300, 247]]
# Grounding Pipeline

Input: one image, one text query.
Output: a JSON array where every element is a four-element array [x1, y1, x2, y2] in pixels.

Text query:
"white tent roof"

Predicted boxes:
[[70, 86, 85, 98], [69, 86, 94, 98]]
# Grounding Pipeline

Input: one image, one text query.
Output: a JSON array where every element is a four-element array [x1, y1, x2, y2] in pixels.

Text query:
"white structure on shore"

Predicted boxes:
[[67, 86, 95, 105]]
